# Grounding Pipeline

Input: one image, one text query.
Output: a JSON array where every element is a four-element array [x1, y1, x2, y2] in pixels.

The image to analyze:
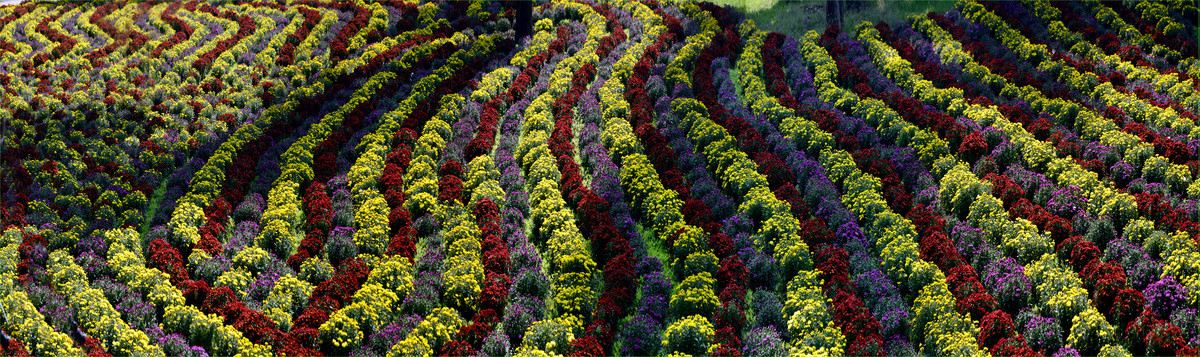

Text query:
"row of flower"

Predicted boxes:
[[3, 0, 1199, 356], [825, 1, 1200, 354], [2, 1, 514, 356]]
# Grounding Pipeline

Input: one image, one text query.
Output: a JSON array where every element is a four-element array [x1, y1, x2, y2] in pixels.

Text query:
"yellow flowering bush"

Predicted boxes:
[[300, 256, 335, 284], [786, 297, 845, 356], [1066, 306, 1115, 354], [519, 316, 579, 355], [215, 267, 255, 299], [388, 307, 464, 356], [0, 291, 83, 356], [466, 155, 506, 207], [366, 255, 415, 295], [442, 203, 484, 313], [266, 274, 313, 317], [910, 281, 984, 356], [353, 196, 390, 256], [1025, 254, 1088, 322], [662, 315, 715, 356], [47, 249, 166, 356], [231, 246, 272, 274], [318, 312, 363, 350], [669, 272, 720, 318]]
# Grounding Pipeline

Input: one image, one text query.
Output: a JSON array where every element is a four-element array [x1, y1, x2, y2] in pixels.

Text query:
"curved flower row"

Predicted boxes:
[[959, 1, 1199, 146], [886, 11, 1200, 316], [778, 38, 937, 354], [677, 28, 847, 357], [775, 25, 992, 356], [907, 9, 1200, 246], [844, 20, 1121, 354], [849, 16, 1195, 354], [0, 227, 82, 356], [47, 247, 164, 356], [508, 7, 608, 353], [1028, 0, 1198, 120], [1084, 1, 1192, 65], [591, 3, 729, 355]]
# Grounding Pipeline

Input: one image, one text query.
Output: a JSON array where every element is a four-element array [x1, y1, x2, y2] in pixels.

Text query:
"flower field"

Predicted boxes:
[[0, 0, 1197, 356]]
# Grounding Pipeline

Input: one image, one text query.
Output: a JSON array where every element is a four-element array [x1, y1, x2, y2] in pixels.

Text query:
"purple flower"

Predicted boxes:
[[227, 221, 260, 252], [741, 326, 788, 357], [1051, 346, 1081, 357], [1024, 315, 1063, 354], [74, 234, 107, 256], [369, 319, 420, 353], [619, 314, 663, 357], [984, 257, 1031, 312], [1146, 276, 1188, 318], [74, 251, 111, 280], [1110, 161, 1136, 187], [1046, 185, 1094, 219]]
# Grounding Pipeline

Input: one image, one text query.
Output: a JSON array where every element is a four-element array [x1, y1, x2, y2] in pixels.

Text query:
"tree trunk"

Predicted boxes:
[[509, 1, 533, 40], [826, 0, 843, 30]]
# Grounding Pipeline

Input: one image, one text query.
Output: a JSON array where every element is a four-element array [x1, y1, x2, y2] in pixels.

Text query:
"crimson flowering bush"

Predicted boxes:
[[979, 310, 1018, 350]]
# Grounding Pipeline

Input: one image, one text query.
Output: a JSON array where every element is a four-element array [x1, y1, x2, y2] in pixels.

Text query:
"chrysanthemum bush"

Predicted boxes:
[[4, 0, 1200, 355]]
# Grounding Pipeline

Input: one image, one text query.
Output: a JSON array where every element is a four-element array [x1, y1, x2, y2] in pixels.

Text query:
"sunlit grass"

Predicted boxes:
[[704, 0, 958, 40], [707, 0, 779, 12]]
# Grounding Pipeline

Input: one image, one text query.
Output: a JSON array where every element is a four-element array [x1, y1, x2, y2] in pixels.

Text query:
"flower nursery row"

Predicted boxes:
[[0, 0, 1197, 356]]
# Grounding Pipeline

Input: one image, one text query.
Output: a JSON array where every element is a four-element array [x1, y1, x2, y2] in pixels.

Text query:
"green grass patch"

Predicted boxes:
[[638, 223, 674, 283], [705, 0, 957, 40], [729, 67, 742, 102], [138, 179, 171, 238]]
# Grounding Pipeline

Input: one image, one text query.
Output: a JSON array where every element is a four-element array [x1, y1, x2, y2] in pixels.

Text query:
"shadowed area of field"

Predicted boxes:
[[707, 0, 958, 39]]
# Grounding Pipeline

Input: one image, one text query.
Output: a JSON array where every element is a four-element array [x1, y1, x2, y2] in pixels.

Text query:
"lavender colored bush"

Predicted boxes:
[[741, 326, 788, 357], [1146, 276, 1188, 318], [325, 227, 358, 266], [619, 314, 665, 357]]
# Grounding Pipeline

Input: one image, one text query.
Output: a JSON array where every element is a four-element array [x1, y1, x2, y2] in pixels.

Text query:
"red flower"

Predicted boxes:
[[293, 308, 330, 330], [845, 334, 885, 357], [289, 327, 319, 350], [797, 218, 834, 246], [438, 175, 464, 203], [304, 183, 332, 233], [716, 256, 749, 292], [919, 232, 964, 269], [568, 336, 605, 357], [707, 232, 734, 259], [1126, 308, 1161, 352], [147, 238, 189, 288], [772, 184, 808, 218], [183, 279, 210, 307], [456, 319, 493, 350], [1145, 321, 1186, 356], [195, 232, 223, 256], [478, 272, 510, 314], [386, 230, 416, 262], [984, 174, 1026, 208], [1042, 216, 1072, 244], [979, 311, 1017, 350], [992, 336, 1042, 357], [1109, 288, 1145, 329], [1066, 240, 1101, 272], [202, 286, 239, 316], [438, 341, 472, 357], [234, 309, 280, 343]]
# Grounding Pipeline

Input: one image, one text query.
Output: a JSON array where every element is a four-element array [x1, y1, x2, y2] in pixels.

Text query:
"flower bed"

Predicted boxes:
[[1, 0, 1198, 355]]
